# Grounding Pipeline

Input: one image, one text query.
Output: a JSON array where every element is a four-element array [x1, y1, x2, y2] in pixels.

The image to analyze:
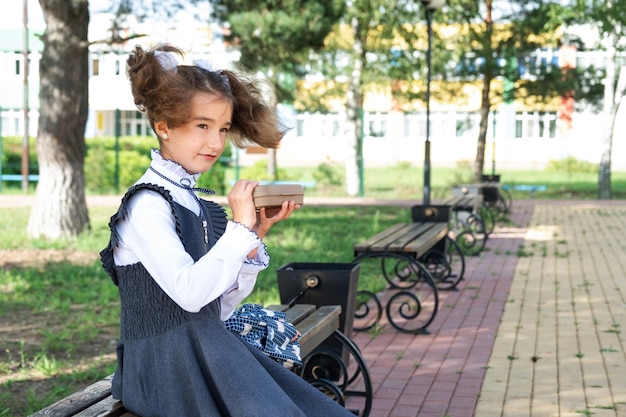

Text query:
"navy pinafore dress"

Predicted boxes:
[[100, 184, 354, 417]]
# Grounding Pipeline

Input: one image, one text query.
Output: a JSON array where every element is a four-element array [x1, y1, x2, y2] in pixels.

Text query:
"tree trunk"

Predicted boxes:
[[344, 16, 364, 197], [473, 0, 493, 183], [27, 0, 90, 239], [267, 148, 277, 180], [597, 46, 618, 200], [474, 75, 492, 182]]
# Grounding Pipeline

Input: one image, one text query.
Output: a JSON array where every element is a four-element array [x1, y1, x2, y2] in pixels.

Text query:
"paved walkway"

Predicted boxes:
[[350, 200, 626, 417]]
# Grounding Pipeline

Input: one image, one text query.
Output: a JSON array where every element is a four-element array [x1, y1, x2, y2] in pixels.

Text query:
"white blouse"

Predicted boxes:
[[113, 150, 269, 320]]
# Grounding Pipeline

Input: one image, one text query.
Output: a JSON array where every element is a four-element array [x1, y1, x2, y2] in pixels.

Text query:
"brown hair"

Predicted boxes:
[[127, 44, 285, 148]]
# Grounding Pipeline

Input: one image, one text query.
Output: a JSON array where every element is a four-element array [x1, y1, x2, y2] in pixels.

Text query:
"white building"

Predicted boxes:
[[1, 9, 624, 171]]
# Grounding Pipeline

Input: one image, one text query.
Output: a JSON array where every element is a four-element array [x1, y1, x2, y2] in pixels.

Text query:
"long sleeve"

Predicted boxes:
[[113, 189, 268, 315], [219, 241, 269, 319]]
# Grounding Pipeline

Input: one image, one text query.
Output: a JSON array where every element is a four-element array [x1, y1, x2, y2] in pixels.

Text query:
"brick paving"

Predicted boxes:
[[348, 200, 626, 417]]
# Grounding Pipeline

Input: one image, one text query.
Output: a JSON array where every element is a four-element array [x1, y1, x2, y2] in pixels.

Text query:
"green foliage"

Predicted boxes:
[[0, 137, 38, 174], [572, 0, 626, 46], [312, 161, 343, 186], [84, 137, 152, 193], [441, 0, 571, 96], [545, 157, 598, 174], [303, 0, 428, 111], [210, 0, 344, 104], [240, 160, 294, 181], [2, 136, 231, 195]]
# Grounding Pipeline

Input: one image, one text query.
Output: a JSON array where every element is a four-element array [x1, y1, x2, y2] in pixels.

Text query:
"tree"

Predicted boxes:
[[441, 0, 569, 182], [209, 0, 345, 180], [28, 0, 91, 239], [28, 0, 204, 240], [570, 0, 626, 199], [307, 0, 428, 196]]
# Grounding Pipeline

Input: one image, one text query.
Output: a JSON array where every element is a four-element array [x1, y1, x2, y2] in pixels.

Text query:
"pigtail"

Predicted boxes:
[[126, 43, 286, 148], [224, 71, 286, 149]]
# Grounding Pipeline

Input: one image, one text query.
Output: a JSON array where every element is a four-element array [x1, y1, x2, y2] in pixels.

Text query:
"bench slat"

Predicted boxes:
[[72, 396, 134, 417], [376, 224, 432, 251], [402, 223, 447, 255], [444, 193, 483, 212], [295, 305, 341, 357], [353, 223, 407, 253], [267, 304, 341, 357], [30, 375, 115, 417], [355, 222, 447, 257], [354, 223, 426, 253], [284, 304, 317, 325]]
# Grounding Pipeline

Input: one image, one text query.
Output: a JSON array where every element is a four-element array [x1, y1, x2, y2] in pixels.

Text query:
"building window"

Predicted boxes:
[[296, 118, 304, 136], [455, 115, 475, 138], [515, 119, 523, 138], [92, 58, 99, 76]]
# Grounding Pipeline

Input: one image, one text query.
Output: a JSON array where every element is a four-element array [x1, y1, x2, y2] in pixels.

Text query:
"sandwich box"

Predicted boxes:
[[253, 184, 304, 208]]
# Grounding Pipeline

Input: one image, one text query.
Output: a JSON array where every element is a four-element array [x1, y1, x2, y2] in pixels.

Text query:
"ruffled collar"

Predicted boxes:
[[150, 149, 201, 187]]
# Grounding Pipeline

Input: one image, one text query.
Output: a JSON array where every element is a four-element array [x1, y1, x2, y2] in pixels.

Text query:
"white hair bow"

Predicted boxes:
[[155, 50, 178, 72], [193, 58, 231, 91], [193, 58, 214, 72]]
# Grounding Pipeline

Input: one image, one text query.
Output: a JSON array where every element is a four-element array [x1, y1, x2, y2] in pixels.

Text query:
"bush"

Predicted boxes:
[[0, 136, 38, 174], [84, 136, 155, 193], [545, 157, 598, 174], [240, 159, 294, 182], [1, 136, 231, 194], [312, 161, 343, 186]]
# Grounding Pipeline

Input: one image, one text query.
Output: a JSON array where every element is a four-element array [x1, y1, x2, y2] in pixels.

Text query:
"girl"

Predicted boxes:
[[100, 44, 354, 417]]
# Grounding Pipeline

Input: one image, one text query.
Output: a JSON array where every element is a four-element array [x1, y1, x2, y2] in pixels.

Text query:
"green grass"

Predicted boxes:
[[225, 165, 626, 200]]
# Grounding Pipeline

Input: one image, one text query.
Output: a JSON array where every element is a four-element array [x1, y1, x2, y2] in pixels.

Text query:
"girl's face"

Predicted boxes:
[[158, 93, 233, 174]]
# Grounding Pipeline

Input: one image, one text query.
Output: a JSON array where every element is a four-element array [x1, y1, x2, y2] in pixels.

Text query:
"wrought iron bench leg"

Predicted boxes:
[[299, 330, 373, 417], [352, 252, 439, 334]]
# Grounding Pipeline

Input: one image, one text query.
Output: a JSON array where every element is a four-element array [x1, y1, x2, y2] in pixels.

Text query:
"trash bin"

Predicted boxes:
[[481, 174, 500, 183], [411, 204, 451, 223], [276, 262, 360, 373], [480, 174, 501, 204]]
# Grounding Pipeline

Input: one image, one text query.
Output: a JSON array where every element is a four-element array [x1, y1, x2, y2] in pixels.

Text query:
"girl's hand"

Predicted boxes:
[[253, 200, 300, 239], [227, 180, 259, 229]]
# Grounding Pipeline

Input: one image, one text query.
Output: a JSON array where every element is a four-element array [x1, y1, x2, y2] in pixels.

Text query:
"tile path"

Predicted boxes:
[[348, 200, 626, 417]]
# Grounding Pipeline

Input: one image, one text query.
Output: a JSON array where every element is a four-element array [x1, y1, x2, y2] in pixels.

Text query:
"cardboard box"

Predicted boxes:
[[253, 184, 304, 208]]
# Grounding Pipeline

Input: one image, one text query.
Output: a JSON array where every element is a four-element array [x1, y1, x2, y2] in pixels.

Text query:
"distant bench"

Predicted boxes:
[[443, 190, 490, 255], [502, 184, 546, 198], [0, 174, 40, 182], [352, 205, 467, 334]]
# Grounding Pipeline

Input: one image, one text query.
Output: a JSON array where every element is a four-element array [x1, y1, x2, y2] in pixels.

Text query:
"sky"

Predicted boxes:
[[1, 0, 153, 30], [3, 0, 45, 29]]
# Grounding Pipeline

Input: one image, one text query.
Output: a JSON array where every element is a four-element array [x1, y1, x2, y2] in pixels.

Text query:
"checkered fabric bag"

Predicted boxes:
[[224, 303, 302, 369]]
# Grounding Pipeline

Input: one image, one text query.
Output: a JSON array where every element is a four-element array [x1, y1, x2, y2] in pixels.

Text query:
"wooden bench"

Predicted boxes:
[[445, 192, 483, 213], [501, 183, 546, 198], [351, 205, 465, 334], [30, 304, 372, 417], [445, 188, 490, 255], [458, 180, 512, 215]]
